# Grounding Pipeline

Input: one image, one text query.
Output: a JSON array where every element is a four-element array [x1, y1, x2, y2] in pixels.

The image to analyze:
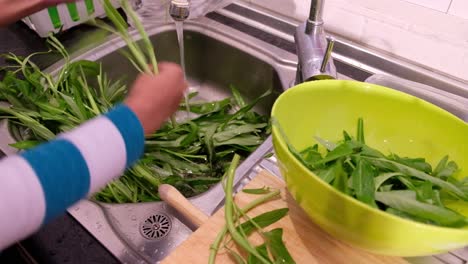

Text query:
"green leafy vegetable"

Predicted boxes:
[[0, 4, 271, 203], [278, 117, 468, 227], [209, 157, 295, 264], [375, 191, 467, 227]]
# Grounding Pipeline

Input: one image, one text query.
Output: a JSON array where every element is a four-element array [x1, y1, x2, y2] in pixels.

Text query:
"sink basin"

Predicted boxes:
[[3, 15, 295, 263]]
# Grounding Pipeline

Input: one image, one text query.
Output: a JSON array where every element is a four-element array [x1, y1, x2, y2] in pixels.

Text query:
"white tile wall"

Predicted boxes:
[[241, 0, 468, 82], [402, 0, 451, 12], [449, 0, 468, 19]]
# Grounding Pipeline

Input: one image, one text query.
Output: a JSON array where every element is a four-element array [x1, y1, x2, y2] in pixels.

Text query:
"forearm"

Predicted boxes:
[[0, 104, 144, 250], [0, 0, 45, 27]]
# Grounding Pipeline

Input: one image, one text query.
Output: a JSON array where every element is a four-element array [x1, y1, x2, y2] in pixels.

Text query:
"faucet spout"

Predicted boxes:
[[308, 0, 324, 26], [169, 0, 190, 21], [295, 0, 337, 83]]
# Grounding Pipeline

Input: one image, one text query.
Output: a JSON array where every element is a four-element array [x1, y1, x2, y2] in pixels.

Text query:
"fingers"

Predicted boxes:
[[124, 62, 188, 134]]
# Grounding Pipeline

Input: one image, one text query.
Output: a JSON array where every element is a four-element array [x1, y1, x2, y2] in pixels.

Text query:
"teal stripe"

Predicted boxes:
[[47, 7, 62, 29], [66, 3, 80, 22], [21, 140, 90, 223], [105, 105, 145, 168], [85, 0, 95, 15]]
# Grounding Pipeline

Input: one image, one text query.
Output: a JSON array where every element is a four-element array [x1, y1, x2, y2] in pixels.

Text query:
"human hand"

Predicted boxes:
[[125, 62, 187, 135]]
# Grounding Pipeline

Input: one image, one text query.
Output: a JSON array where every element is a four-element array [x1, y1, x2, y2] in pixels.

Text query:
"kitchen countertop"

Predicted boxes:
[[0, 22, 118, 264]]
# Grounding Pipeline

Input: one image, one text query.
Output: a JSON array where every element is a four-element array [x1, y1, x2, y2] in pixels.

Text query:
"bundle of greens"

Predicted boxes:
[[0, 1, 271, 203], [209, 154, 295, 264], [281, 118, 468, 228]]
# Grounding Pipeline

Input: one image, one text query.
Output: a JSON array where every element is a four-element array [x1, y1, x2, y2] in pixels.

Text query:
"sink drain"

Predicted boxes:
[[139, 213, 172, 240]]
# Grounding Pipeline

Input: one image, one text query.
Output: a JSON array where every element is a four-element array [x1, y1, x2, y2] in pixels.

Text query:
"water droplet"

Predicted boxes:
[[154, 249, 159, 254], [131, 215, 137, 221], [73, 206, 80, 211], [140, 246, 145, 252]]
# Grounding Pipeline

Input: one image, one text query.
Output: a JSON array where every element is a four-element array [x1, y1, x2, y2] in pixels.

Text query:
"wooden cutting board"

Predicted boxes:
[[162, 170, 408, 264]]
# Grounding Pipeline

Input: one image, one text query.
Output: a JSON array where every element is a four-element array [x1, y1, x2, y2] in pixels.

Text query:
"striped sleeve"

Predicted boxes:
[[0, 104, 144, 250]]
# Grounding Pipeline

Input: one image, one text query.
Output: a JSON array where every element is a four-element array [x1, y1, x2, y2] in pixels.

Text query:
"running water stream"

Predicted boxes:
[[175, 21, 191, 115]]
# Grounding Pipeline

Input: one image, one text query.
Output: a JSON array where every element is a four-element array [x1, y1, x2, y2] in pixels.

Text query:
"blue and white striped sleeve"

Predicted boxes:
[[0, 104, 144, 250]]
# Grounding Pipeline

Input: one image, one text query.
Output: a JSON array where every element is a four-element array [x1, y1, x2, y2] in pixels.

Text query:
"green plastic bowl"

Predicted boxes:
[[271, 80, 468, 256]]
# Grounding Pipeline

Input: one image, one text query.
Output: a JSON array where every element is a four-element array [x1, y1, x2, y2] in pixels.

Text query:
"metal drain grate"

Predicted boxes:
[[139, 213, 172, 240]]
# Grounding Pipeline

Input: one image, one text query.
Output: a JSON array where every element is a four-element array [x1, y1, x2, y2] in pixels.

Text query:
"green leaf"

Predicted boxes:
[[374, 172, 402, 191], [356, 117, 365, 144], [213, 123, 267, 142], [389, 154, 432, 174], [222, 89, 272, 127], [343, 130, 352, 141], [314, 136, 336, 151], [59, 92, 87, 121], [247, 244, 269, 264], [315, 141, 362, 165], [9, 140, 41, 150], [229, 248, 247, 264], [0, 107, 55, 140], [300, 146, 323, 165], [243, 187, 272, 195], [364, 157, 468, 201], [433, 155, 449, 177], [314, 163, 339, 184], [237, 208, 289, 236], [352, 159, 376, 207], [437, 161, 458, 179], [263, 228, 296, 264], [386, 208, 434, 225], [332, 159, 348, 194], [214, 135, 263, 147], [375, 191, 467, 227]]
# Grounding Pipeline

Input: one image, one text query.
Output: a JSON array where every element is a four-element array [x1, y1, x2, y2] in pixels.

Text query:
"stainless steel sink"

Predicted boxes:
[[23, 10, 297, 264], [1, 2, 467, 263]]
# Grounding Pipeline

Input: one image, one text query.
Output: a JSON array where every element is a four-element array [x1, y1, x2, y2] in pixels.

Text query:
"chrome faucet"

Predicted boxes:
[[295, 0, 337, 83], [169, 0, 191, 21]]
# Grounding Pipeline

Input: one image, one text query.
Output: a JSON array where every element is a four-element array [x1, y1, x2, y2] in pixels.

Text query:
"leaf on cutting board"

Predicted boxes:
[[247, 244, 269, 264], [352, 159, 377, 207], [264, 228, 296, 264], [237, 208, 289, 236], [243, 186, 273, 195], [375, 191, 467, 227]]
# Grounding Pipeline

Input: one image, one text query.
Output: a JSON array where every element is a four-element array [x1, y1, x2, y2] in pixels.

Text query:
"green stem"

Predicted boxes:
[[210, 162, 277, 264], [171, 115, 178, 128]]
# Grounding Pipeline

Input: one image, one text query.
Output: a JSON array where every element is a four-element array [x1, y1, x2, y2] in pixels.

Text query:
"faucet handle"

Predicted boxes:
[[320, 36, 335, 73]]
